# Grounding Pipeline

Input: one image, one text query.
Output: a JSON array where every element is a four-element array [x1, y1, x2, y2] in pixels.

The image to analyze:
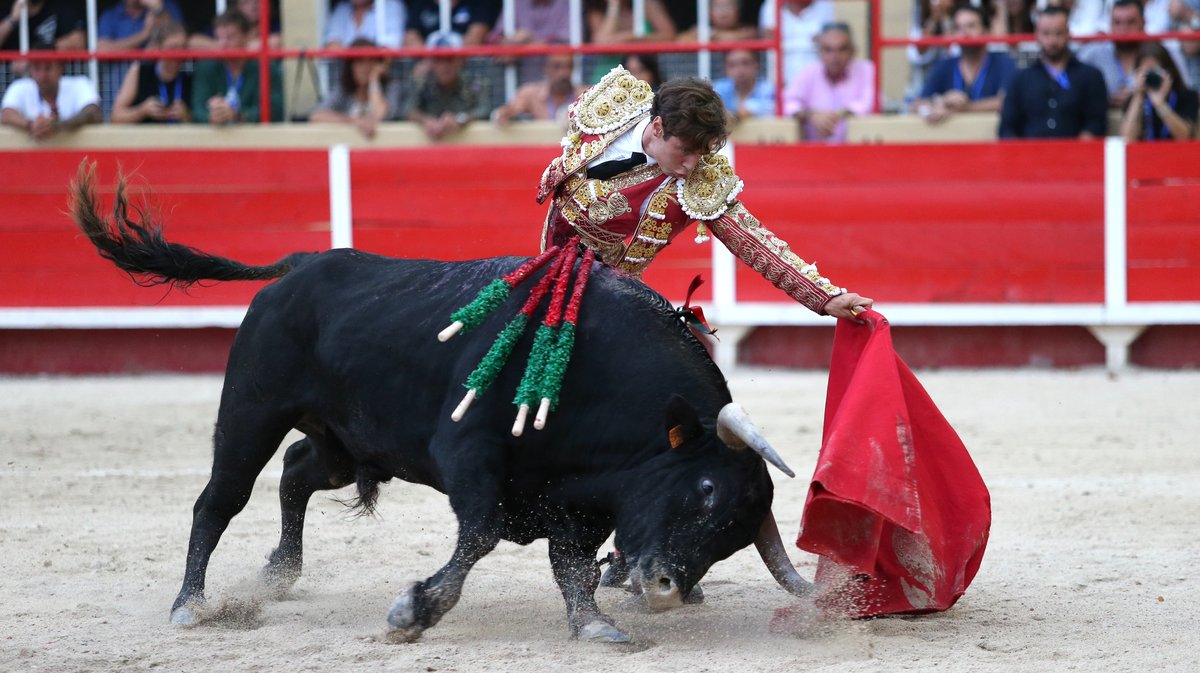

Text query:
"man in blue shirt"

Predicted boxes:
[[912, 4, 1016, 124], [999, 5, 1109, 138], [96, 0, 185, 52], [712, 48, 776, 121]]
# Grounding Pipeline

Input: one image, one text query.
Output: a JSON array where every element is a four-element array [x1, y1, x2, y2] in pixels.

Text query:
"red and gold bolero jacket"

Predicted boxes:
[[537, 67, 845, 314]]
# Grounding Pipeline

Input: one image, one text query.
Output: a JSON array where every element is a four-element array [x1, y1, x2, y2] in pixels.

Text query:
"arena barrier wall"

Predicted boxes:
[[0, 139, 1197, 373]]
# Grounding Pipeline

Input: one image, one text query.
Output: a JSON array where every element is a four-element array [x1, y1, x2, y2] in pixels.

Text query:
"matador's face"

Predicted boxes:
[[644, 117, 702, 179]]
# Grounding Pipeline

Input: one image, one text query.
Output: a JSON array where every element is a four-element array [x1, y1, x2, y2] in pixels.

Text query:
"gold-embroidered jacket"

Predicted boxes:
[[537, 67, 845, 314]]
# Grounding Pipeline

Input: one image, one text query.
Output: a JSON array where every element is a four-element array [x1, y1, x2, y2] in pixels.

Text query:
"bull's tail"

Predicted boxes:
[[70, 161, 311, 290]]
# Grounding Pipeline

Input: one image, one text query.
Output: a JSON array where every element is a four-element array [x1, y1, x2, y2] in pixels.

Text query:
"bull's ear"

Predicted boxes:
[[664, 394, 703, 449]]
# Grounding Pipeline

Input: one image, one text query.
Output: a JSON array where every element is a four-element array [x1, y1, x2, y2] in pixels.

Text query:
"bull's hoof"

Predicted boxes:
[[169, 604, 199, 626], [385, 581, 424, 642], [576, 619, 631, 643], [260, 560, 301, 599], [599, 556, 630, 588]]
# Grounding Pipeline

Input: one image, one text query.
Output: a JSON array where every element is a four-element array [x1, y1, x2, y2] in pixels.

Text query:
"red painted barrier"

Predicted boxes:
[[734, 142, 1107, 303], [1126, 143, 1200, 302], [0, 150, 329, 307]]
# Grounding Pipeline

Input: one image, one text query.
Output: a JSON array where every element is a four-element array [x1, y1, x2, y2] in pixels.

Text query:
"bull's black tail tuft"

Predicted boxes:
[[335, 467, 385, 519], [70, 160, 312, 290]]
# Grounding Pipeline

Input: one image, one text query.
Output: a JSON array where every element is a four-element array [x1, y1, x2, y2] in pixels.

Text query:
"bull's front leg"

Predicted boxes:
[[386, 469, 502, 642], [549, 536, 631, 643]]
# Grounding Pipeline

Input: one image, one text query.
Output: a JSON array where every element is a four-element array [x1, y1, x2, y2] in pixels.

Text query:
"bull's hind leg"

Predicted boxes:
[[262, 436, 356, 597], [386, 449, 504, 642], [170, 405, 295, 625], [549, 533, 631, 643]]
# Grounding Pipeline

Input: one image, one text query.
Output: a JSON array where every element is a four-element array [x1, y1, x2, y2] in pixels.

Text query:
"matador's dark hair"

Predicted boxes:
[[652, 77, 729, 154]]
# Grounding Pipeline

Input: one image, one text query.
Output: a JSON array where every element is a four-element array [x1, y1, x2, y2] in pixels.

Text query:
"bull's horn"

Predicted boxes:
[[754, 510, 815, 597], [716, 403, 795, 478]]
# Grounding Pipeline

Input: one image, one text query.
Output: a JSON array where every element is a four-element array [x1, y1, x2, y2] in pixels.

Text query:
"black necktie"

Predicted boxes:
[[587, 152, 647, 180]]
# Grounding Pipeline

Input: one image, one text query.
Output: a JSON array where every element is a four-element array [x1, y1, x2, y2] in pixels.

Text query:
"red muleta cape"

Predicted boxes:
[[797, 309, 991, 618]]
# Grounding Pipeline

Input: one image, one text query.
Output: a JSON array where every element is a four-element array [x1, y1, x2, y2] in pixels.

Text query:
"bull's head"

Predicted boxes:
[[613, 395, 813, 609]]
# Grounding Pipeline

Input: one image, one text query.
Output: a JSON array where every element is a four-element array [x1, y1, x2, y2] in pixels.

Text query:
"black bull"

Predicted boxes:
[[70, 165, 813, 643]]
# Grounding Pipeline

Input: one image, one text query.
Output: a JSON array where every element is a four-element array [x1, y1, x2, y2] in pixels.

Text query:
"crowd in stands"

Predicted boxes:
[[1, 0, 1197, 142]]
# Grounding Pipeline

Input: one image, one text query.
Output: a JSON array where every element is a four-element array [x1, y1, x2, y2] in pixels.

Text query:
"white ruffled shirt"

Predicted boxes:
[[0, 76, 99, 120]]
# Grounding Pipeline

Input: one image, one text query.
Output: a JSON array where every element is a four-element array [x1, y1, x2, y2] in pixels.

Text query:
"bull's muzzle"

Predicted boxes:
[[630, 566, 685, 611]]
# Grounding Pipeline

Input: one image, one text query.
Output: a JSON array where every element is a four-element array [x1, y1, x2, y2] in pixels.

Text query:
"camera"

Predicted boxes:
[[1144, 68, 1165, 91]]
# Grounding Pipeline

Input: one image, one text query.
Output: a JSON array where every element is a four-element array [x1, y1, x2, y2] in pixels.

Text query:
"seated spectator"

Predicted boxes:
[[191, 10, 283, 125], [235, 0, 281, 50], [712, 48, 775, 120], [400, 30, 491, 140], [111, 19, 191, 124], [998, 0, 1036, 34], [678, 0, 758, 42], [782, 22, 875, 143], [760, 0, 834, 83], [1, 41, 101, 139], [1037, 0, 1109, 36], [309, 38, 400, 138], [622, 52, 662, 89], [491, 51, 585, 125], [909, 0, 955, 95], [912, 3, 1017, 123], [487, 0, 571, 83], [1170, 0, 1200, 86], [405, 0, 499, 47], [489, 0, 571, 45], [0, 0, 85, 52], [1120, 41, 1198, 139], [1079, 0, 1190, 109], [96, 0, 184, 52], [999, 5, 1108, 137], [324, 0, 406, 48], [585, 0, 676, 82]]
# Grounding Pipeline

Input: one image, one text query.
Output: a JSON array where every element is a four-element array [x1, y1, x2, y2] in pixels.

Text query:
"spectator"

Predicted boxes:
[[759, 0, 834, 83], [235, 0, 281, 50], [96, 0, 184, 52], [909, 0, 955, 95], [1170, 0, 1200, 86], [912, 3, 1017, 123], [1119, 40, 1198, 139], [324, 0, 406, 48], [487, 0, 571, 84], [191, 10, 283, 125], [309, 38, 399, 138], [489, 0, 571, 45], [782, 22, 875, 142], [0, 0, 85, 52], [622, 52, 662, 89], [1036, 0, 1109, 36], [401, 30, 490, 140], [998, 0, 1036, 33], [585, 0, 676, 82], [405, 0, 499, 47], [999, 6, 1108, 138], [678, 0, 759, 42], [110, 19, 191, 124], [1079, 0, 1190, 109], [491, 51, 585, 125], [712, 48, 775, 120], [1, 41, 101, 139]]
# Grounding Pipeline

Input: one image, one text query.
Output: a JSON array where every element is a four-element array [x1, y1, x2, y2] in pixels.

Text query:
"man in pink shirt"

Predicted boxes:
[[782, 22, 875, 142]]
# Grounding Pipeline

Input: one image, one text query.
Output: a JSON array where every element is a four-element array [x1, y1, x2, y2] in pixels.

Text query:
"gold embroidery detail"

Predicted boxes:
[[588, 192, 631, 225], [599, 162, 663, 190], [679, 154, 744, 221], [618, 189, 675, 275], [576, 66, 654, 134]]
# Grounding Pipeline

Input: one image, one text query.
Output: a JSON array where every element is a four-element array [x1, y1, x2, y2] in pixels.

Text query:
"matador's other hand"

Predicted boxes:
[[825, 292, 874, 321]]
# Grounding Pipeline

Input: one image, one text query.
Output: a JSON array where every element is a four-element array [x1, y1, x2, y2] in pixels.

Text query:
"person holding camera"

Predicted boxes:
[[1120, 41, 1199, 141]]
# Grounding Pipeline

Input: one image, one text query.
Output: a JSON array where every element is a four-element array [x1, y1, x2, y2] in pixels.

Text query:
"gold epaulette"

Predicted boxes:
[[573, 66, 654, 134], [677, 153, 744, 221]]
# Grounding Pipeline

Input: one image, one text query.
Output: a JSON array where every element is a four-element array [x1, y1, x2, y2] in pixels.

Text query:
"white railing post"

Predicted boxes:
[[697, 0, 711, 78], [1104, 137, 1128, 313], [216, 0, 228, 16], [569, 0, 583, 83], [502, 0, 516, 101], [18, 1, 28, 53], [86, 0, 98, 90], [328, 144, 354, 249]]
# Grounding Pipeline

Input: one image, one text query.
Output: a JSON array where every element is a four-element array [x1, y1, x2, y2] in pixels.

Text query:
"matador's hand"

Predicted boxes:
[[825, 292, 873, 321]]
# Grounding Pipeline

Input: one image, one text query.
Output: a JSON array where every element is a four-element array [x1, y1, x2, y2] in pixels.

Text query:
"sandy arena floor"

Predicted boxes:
[[1, 368, 1197, 672]]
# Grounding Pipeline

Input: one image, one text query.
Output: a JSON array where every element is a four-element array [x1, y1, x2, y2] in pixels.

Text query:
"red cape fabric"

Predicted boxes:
[[796, 310, 990, 618]]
